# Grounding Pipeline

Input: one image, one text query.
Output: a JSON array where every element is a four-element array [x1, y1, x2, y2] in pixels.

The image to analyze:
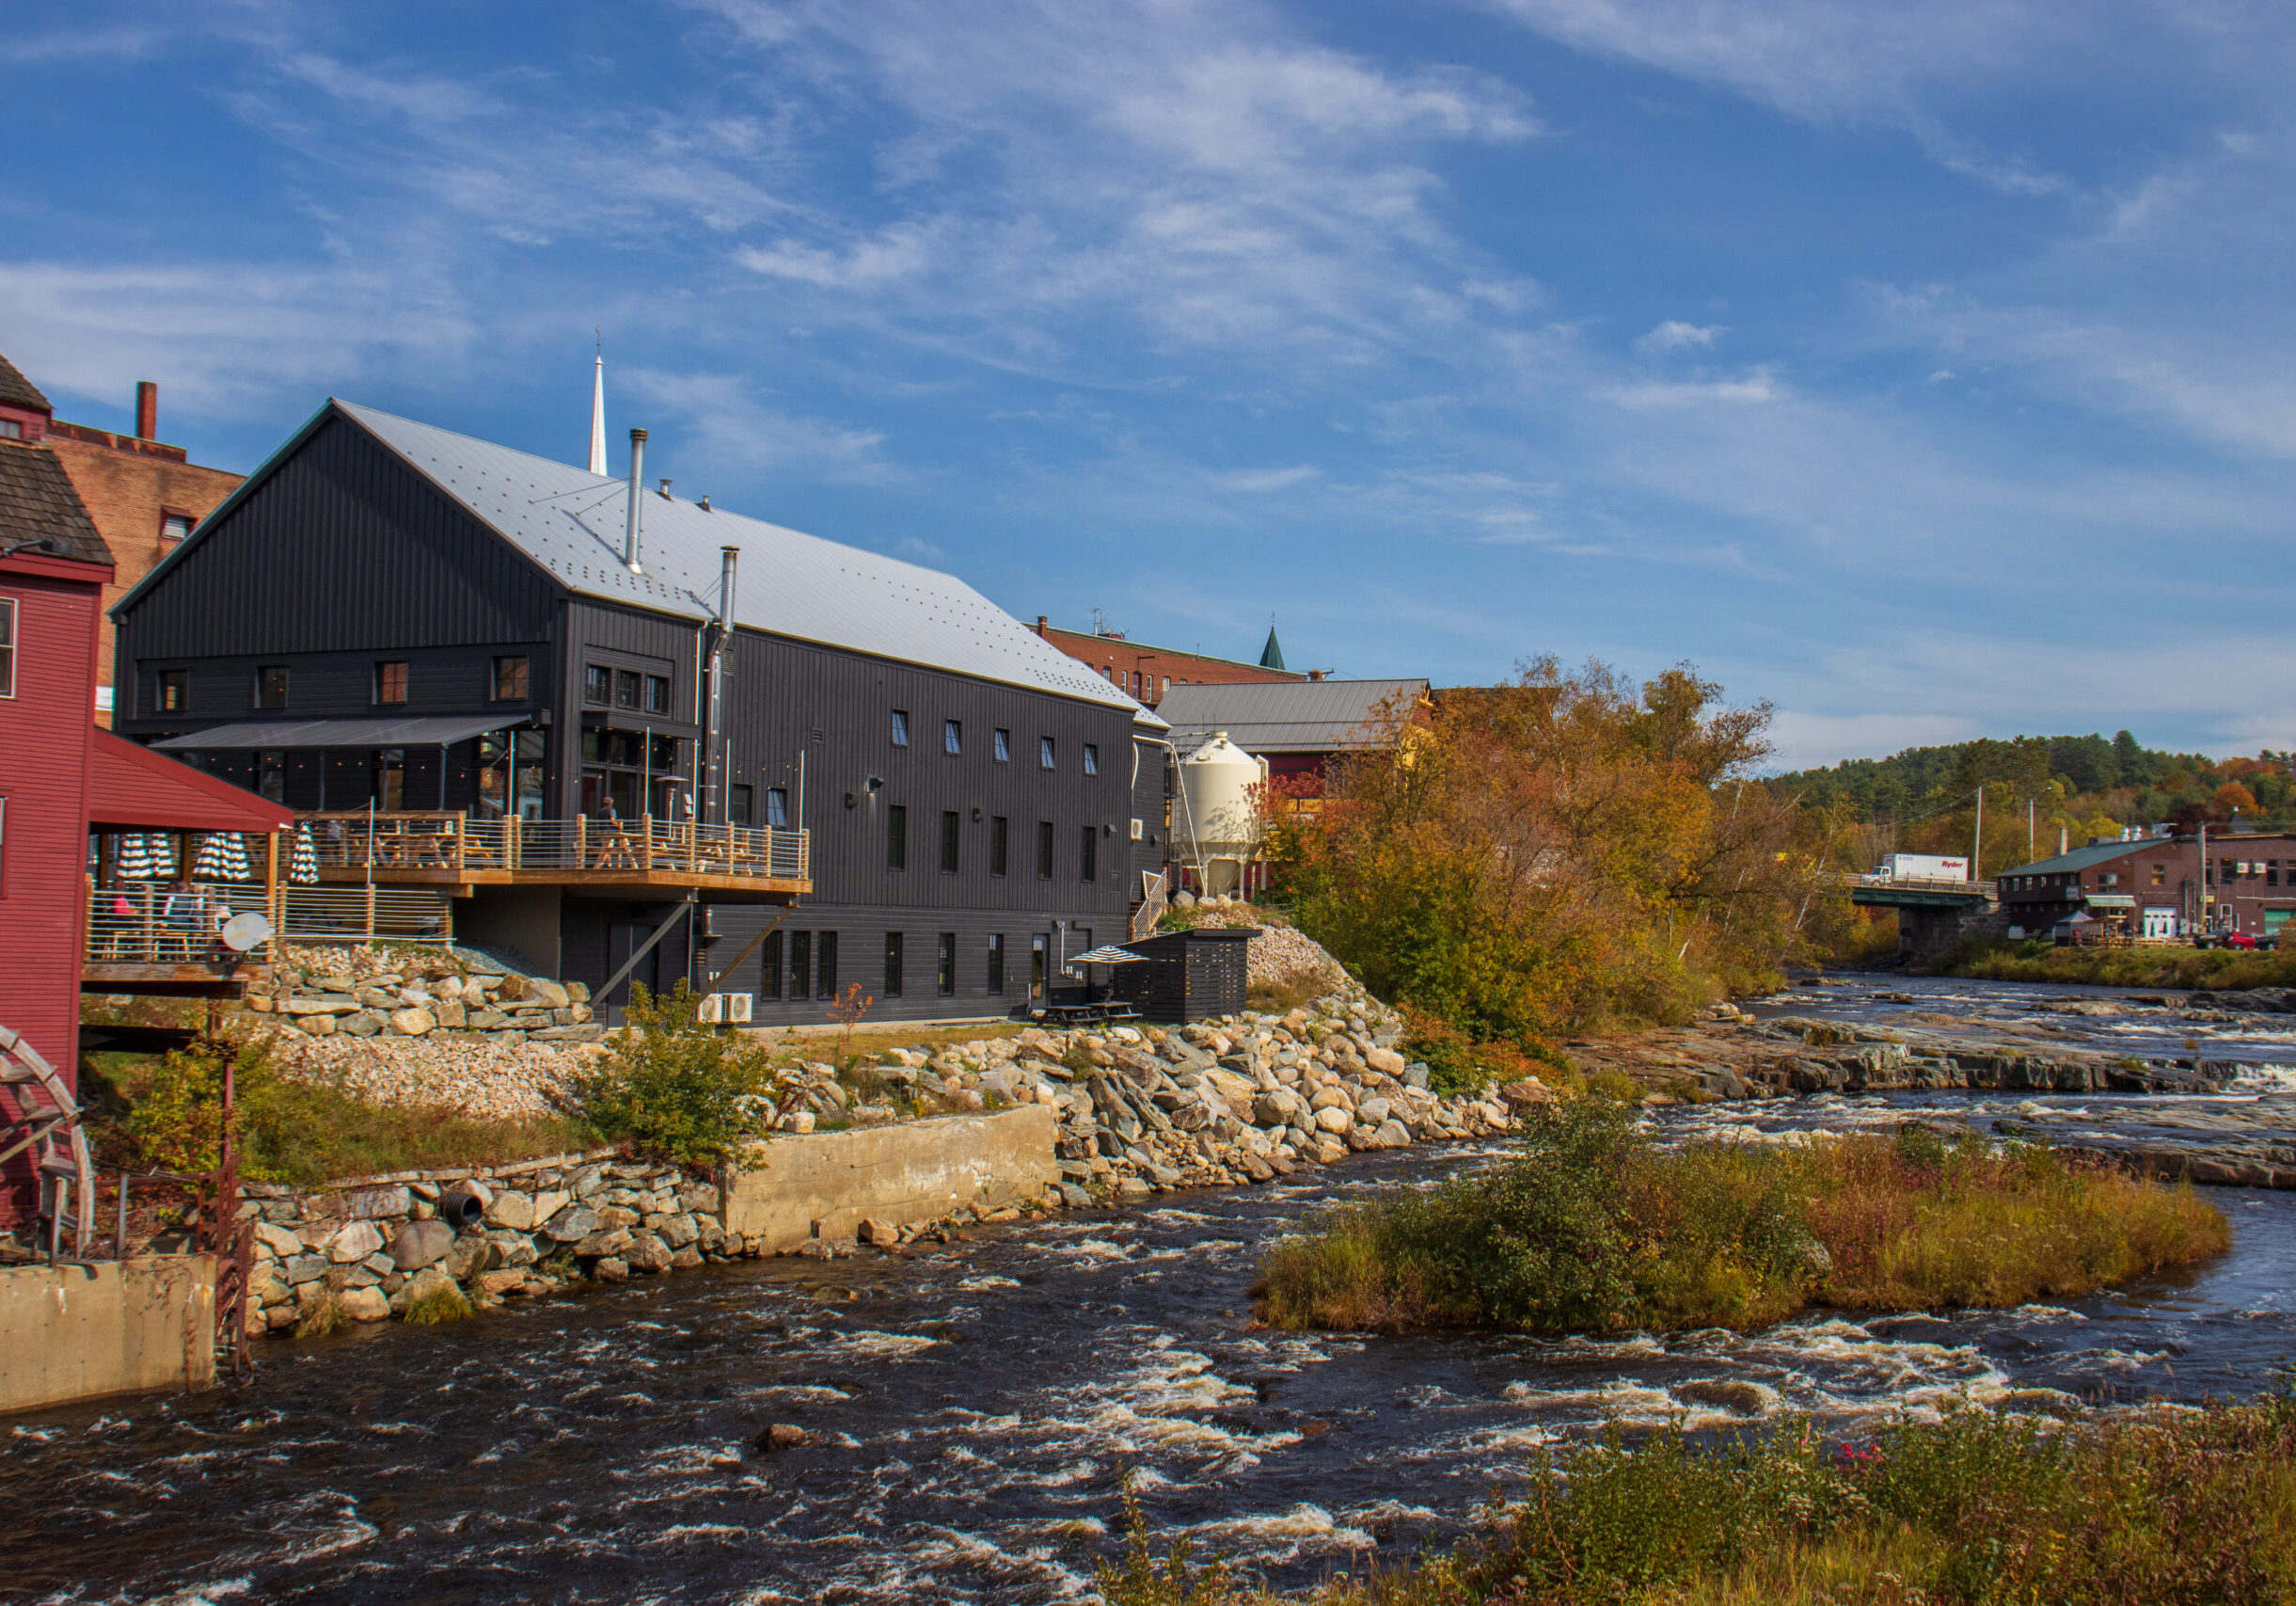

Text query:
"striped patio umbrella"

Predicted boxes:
[[220, 832, 253, 882], [148, 832, 178, 880], [290, 825, 320, 885], [114, 834, 152, 880], [189, 833, 234, 882]]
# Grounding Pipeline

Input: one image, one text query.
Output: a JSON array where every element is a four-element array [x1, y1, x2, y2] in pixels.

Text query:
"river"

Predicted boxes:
[[7, 973, 2293, 1604]]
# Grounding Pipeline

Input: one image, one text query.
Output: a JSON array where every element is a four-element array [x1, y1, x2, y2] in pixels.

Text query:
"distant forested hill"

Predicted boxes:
[[1764, 733, 2296, 859]]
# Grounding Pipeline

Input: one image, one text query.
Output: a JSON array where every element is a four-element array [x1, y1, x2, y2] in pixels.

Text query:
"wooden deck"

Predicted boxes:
[[297, 811, 811, 899]]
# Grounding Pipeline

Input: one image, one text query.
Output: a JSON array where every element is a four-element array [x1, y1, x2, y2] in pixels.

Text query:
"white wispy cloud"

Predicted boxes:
[[1634, 319, 1721, 354]]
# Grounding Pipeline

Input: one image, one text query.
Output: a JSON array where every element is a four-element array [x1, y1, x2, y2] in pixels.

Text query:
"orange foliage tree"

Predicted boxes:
[[1267, 659, 1838, 1042]]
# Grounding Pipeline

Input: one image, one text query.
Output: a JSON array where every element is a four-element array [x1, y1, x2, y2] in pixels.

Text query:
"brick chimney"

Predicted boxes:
[[135, 381, 157, 441], [1036, 615, 1048, 637]]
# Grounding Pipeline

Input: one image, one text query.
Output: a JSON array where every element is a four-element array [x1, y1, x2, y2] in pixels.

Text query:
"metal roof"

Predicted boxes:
[[333, 402, 1161, 726], [1156, 677, 1428, 754], [2002, 839, 2175, 877], [151, 714, 513, 750]]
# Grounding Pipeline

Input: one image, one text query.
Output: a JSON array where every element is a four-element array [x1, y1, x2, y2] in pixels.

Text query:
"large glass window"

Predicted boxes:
[[730, 784, 753, 825], [1084, 743, 1099, 775], [990, 816, 1008, 877], [156, 668, 186, 713], [943, 718, 962, 755], [1037, 819, 1053, 880], [816, 931, 838, 999], [941, 810, 960, 874], [615, 669, 641, 709], [891, 708, 910, 747], [759, 930, 784, 999], [883, 931, 904, 996], [986, 933, 1005, 994], [644, 674, 671, 714], [584, 664, 611, 706], [766, 787, 789, 828], [374, 660, 407, 705], [256, 664, 289, 709], [937, 932, 956, 996], [788, 930, 812, 998], [1039, 735, 1055, 770], [1081, 823, 1097, 882], [493, 655, 530, 701], [994, 728, 1010, 762], [886, 803, 907, 870]]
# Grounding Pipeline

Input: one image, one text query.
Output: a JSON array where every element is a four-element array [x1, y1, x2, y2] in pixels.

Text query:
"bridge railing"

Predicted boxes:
[[1844, 873, 1997, 896]]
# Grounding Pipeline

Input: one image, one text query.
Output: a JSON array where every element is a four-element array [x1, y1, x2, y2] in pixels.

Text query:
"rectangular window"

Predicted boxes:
[[160, 511, 194, 542], [943, 718, 962, 755], [1084, 743, 1099, 776], [994, 728, 1011, 762], [258, 750, 286, 803], [990, 816, 1008, 877], [766, 787, 789, 828], [892, 708, 910, 746], [1037, 819, 1054, 880], [730, 784, 753, 826], [374, 660, 407, 705], [585, 664, 611, 706], [883, 931, 904, 996], [987, 933, 1005, 994], [493, 655, 530, 700], [156, 668, 186, 713], [759, 930, 783, 999], [887, 803, 908, 869], [0, 597, 15, 699], [1081, 823, 1097, 882], [937, 932, 956, 996], [0, 419, 19, 439], [1039, 735, 1055, 770], [816, 931, 838, 999], [644, 674, 670, 714], [2151, 864, 2166, 886], [615, 669, 641, 709], [789, 930, 812, 998], [2272, 861, 2282, 888], [941, 809, 960, 874], [256, 664, 288, 709]]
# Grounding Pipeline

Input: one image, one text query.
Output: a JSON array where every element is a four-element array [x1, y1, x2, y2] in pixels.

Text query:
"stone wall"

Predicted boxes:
[[248, 947, 604, 1044]]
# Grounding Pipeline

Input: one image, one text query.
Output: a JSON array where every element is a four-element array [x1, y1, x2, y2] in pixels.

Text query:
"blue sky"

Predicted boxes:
[[8, 2, 2294, 771]]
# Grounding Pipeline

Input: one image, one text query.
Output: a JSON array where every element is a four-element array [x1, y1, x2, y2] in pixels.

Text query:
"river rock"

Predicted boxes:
[[575, 1226, 635, 1259], [655, 1212, 700, 1248], [544, 1205, 599, 1242], [389, 1219, 455, 1270], [299, 1013, 338, 1037], [756, 1423, 815, 1452], [594, 1204, 641, 1230], [445, 1232, 495, 1280], [530, 1188, 572, 1222], [1373, 1118, 1412, 1148], [593, 1255, 630, 1282], [253, 1221, 303, 1259], [390, 1008, 436, 1036], [527, 978, 572, 1010], [1313, 1105, 1354, 1135], [475, 1268, 530, 1297], [340, 1285, 391, 1322], [856, 1216, 899, 1247], [485, 1230, 538, 1267], [402, 1264, 467, 1311], [482, 1190, 534, 1231], [625, 1232, 673, 1272], [326, 1220, 383, 1262]]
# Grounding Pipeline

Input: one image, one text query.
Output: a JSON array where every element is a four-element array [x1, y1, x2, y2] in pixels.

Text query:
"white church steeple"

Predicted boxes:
[[586, 336, 608, 476]]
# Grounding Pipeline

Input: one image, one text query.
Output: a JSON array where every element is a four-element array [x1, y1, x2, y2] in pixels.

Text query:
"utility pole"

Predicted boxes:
[[2027, 796, 2035, 861], [1972, 786, 1984, 882]]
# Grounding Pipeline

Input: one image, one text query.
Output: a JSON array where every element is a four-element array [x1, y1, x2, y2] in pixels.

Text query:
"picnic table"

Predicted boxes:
[[1030, 999, 1142, 1026]]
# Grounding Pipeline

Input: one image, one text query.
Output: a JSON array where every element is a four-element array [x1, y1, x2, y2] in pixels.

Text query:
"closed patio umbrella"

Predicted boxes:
[[115, 833, 152, 880], [291, 824, 320, 885]]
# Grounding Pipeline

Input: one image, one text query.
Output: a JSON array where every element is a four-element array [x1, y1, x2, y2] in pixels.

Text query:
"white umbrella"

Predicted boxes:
[[148, 832, 178, 879], [291, 825, 319, 885], [115, 834, 152, 880]]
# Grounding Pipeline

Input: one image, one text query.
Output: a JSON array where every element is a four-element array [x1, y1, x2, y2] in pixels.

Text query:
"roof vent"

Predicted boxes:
[[624, 427, 647, 574]]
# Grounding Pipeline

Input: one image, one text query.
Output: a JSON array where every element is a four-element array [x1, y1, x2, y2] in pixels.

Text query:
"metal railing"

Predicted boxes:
[[295, 811, 808, 881], [1845, 873, 1998, 896]]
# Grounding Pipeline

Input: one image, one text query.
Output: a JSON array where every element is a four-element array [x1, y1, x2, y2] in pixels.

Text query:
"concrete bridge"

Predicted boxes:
[[1845, 873, 2003, 960]]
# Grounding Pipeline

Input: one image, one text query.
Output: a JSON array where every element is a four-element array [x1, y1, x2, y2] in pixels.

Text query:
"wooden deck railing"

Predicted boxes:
[[295, 812, 809, 882]]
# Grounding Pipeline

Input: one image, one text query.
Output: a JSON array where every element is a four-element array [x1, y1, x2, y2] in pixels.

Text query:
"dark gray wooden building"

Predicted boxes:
[[111, 399, 1173, 1022]]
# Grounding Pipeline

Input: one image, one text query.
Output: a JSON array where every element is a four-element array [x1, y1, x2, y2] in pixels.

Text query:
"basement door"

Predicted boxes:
[[607, 919, 664, 1010]]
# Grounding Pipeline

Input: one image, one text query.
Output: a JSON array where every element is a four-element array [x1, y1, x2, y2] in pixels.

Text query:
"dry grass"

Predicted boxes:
[[1254, 1105, 2227, 1336]]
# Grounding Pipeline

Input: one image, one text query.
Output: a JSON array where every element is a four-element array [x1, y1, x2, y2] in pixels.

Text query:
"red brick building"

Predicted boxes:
[[1998, 830, 2296, 941], [1034, 616, 1312, 708], [0, 355, 243, 724]]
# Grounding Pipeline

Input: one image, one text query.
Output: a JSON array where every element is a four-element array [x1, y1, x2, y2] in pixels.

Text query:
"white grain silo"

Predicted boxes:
[[1176, 731, 1269, 899]]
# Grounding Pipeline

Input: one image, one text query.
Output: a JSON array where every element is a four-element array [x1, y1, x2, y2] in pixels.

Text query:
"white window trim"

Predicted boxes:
[[0, 595, 16, 699]]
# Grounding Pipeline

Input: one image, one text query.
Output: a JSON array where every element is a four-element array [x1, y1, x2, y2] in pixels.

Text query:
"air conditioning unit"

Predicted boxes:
[[698, 993, 754, 1025], [1129, 818, 1144, 840]]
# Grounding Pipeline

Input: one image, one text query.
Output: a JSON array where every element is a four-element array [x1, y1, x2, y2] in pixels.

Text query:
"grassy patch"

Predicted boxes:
[[84, 1041, 596, 1189], [1254, 1102, 2226, 1335], [402, 1283, 474, 1325], [1934, 937, 2296, 991], [1101, 1398, 2296, 1606]]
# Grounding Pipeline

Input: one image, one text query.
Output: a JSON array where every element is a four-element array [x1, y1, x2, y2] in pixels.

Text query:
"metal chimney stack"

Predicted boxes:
[[708, 546, 739, 824], [624, 427, 647, 572]]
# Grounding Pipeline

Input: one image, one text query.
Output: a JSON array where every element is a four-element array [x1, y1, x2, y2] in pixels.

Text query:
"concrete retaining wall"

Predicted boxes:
[[724, 1105, 1060, 1250], [0, 1255, 216, 1415]]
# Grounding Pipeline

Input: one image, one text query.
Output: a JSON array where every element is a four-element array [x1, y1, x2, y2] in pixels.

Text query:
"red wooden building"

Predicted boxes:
[[0, 419, 287, 1229]]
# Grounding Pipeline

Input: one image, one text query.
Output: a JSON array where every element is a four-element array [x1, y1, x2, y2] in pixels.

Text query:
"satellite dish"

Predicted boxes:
[[220, 912, 274, 952]]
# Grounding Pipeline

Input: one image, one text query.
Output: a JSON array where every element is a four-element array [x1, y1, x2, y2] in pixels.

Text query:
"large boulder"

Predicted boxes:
[[1313, 1105, 1354, 1135], [325, 1220, 383, 1263], [483, 1190, 535, 1232], [543, 1205, 599, 1242], [339, 1285, 392, 1322], [389, 1008, 436, 1036], [388, 1218, 455, 1271], [528, 978, 572, 1010]]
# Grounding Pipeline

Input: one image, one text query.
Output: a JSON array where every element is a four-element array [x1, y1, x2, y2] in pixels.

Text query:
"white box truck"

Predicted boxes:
[[1876, 853, 1970, 881]]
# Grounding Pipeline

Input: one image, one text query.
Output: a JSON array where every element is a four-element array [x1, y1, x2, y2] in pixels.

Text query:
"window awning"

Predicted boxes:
[[2083, 894, 2136, 908], [87, 729, 295, 834], [150, 715, 514, 751]]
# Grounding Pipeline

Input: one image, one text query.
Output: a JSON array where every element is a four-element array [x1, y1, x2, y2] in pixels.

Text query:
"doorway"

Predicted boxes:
[[606, 919, 664, 1010], [1030, 933, 1049, 1003]]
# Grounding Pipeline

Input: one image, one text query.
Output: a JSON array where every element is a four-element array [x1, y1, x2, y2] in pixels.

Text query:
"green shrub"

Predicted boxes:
[[402, 1282, 474, 1325], [573, 980, 780, 1168]]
